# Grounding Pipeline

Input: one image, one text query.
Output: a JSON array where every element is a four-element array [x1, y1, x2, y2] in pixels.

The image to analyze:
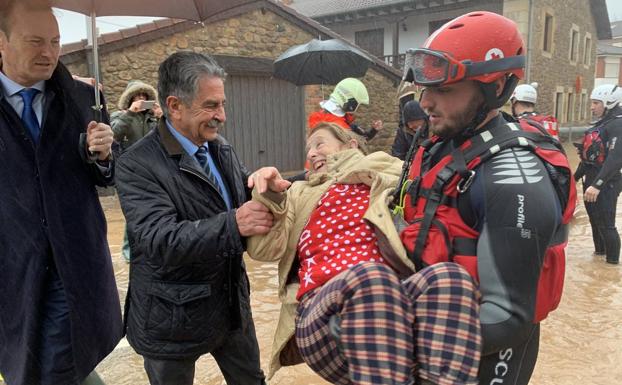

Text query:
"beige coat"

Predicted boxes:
[[247, 149, 416, 378]]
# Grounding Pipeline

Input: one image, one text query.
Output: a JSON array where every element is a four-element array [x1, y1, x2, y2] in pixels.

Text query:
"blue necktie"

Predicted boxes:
[[18, 88, 40, 143], [195, 145, 228, 202]]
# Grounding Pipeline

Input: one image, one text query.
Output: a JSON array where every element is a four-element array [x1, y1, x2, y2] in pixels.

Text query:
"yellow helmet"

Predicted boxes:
[[329, 78, 370, 113]]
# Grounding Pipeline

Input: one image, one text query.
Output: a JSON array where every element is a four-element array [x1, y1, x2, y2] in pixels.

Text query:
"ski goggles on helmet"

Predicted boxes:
[[410, 48, 525, 86]]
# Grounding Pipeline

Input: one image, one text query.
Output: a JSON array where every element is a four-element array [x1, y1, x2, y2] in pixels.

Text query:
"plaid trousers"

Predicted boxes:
[[295, 262, 481, 385]]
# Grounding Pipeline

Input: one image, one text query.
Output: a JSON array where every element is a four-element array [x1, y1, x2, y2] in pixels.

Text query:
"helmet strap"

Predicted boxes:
[[461, 104, 490, 139], [479, 75, 520, 110]]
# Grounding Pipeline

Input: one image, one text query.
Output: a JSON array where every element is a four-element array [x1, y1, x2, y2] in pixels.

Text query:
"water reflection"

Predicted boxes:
[[96, 144, 621, 385]]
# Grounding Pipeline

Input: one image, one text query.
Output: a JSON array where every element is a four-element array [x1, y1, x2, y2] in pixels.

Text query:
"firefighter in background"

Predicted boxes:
[[575, 84, 622, 265], [308, 77, 383, 140], [510, 82, 560, 138], [399, 11, 575, 385], [290, 78, 384, 182]]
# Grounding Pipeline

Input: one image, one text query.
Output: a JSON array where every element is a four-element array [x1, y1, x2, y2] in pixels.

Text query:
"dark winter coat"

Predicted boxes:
[[0, 62, 123, 385], [115, 120, 254, 359]]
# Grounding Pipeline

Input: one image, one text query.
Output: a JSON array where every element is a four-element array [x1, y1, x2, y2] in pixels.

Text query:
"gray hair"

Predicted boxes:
[[157, 51, 227, 117]]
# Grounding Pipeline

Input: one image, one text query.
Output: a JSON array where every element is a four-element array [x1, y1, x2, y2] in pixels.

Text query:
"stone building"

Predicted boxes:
[[60, 0, 401, 173], [288, 0, 611, 127]]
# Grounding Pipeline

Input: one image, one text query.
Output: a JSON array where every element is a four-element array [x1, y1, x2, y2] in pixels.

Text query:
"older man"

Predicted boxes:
[[0, 1, 122, 384], [115, 51, 270, 385]]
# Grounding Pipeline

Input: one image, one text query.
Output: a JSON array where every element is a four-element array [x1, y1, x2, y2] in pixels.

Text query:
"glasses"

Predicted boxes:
[[410, 48, 524, 86]]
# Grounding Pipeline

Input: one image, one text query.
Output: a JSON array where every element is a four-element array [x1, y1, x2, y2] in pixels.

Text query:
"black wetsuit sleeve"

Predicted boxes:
[[574, 161, 585, 182], [592, 118, 622, 188], [469, 148, 561, 355]]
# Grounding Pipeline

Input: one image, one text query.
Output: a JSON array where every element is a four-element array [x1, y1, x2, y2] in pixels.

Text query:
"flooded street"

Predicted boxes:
[[95, 145, 621, 385]]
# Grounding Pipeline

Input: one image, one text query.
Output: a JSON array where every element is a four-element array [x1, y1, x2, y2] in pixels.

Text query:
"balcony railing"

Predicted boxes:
[[382, 53, 406, 71]]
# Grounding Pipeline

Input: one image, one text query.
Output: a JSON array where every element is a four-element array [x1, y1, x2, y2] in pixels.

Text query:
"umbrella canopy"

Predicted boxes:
[[273, 38, 372, 86], [51, 0, 257, 20], [51, 0, 258, 116]]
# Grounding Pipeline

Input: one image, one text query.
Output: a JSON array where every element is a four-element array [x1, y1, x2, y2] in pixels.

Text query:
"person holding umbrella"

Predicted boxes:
[[0, 1, 122, 384]]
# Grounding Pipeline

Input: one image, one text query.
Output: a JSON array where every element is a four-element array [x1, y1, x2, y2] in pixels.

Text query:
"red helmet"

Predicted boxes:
[[405, 11, 525, 108]]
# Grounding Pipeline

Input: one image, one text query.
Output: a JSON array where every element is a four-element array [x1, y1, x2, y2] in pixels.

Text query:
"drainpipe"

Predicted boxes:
[[526, 0, 534, 82]]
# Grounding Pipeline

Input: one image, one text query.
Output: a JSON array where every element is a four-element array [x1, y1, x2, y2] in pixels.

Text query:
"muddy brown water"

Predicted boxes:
[[94, 144, 621, 385]]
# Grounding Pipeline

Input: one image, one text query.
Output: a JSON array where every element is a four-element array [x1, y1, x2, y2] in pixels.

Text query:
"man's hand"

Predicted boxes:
[[584, 186, 601, 203], [371, 119, 384, 131], [72, 75, 103, 91], [248, 167, 291, 193], [86, 121, 113, 161], [235, 201, 274, 236]]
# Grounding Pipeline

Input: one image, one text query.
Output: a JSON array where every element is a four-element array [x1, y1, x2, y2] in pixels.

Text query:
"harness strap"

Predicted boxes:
[[407, 121, 564, 268], [409, 165, 457, 269]]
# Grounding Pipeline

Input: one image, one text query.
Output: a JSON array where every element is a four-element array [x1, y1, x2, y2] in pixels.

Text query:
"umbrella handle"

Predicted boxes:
[[85, 11, 101, 163]]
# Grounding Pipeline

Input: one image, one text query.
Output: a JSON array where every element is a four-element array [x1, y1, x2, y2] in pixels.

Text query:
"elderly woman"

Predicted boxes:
[[247, 123, 481, 385]]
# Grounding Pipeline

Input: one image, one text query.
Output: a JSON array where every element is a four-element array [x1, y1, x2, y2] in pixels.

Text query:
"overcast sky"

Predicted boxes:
[[54, 0, 622, 45]]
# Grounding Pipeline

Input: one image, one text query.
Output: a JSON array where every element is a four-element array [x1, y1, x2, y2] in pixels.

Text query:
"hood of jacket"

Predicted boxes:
[[117, 80, 157, 110]]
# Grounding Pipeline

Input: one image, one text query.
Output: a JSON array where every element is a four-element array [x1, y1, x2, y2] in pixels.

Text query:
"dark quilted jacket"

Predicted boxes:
[[115, 120, 253, 358]]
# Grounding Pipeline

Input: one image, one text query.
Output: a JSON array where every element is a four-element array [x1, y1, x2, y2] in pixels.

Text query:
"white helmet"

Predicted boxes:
[[590, 84, 622, 111], [511, 82, 538, 104]]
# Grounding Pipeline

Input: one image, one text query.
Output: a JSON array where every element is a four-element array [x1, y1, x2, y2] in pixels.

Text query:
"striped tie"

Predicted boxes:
[[195, 145, 226, 199]]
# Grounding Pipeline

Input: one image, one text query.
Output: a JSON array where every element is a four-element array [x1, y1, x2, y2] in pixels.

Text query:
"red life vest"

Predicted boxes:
[[523, 113, 559, 139], [580, 126, 606, 165], [400, 120, 576, 322]]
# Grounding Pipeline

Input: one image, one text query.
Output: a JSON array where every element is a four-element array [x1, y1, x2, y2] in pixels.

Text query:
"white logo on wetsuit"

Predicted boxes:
[[516, 194, 532, 238], [489, 348, 513, 384], [491, 149, 543, 185]]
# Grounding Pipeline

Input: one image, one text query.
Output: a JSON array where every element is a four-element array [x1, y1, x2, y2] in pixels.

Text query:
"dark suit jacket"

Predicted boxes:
[[0, 62, 123, 385]]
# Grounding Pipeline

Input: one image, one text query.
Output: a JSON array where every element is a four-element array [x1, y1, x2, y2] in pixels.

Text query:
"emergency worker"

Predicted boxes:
[[308, 77, 383, 140], [510, 82, 559, 138], [399, 11, 576, 385], [575, 84, 622, 264]]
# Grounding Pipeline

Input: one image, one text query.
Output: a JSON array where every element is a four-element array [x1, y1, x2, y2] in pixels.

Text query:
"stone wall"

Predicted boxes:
[[62, 8, 400, 153], [504, 0, 597, 125]]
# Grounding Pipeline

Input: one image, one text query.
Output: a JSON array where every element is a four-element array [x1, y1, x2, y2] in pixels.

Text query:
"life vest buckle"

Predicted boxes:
[[456, 170, 476, 193]]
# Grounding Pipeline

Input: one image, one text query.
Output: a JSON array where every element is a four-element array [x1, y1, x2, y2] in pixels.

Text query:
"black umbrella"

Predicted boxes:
[[273, 39, 372, 86]]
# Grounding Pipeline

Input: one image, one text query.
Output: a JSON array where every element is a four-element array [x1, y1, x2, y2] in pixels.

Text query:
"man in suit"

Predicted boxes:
[[115, 51, 272, 385], [0, 1, 123, 384]]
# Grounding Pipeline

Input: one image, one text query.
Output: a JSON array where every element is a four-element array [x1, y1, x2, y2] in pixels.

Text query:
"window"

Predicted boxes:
[[580, 91, 587, 121], [605, 57, 619, 78], [543, 13, 554, 53], [566, 92, 574, 122], [583, 34, 592, 65], [355, 28, 384, 58], [554, 92, 564, 122], [569, 26, 579, 62]]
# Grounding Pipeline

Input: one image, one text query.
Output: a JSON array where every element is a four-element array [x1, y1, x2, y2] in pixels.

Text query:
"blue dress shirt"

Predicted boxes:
[[0, 70, 45, 125], [166, 119, 232, 210]]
